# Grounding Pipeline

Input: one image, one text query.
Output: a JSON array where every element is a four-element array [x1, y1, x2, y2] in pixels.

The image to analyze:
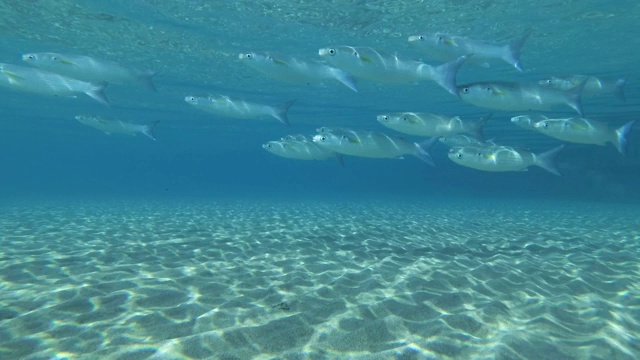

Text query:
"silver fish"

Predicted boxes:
[[185, 95, 295, 126], [533, 118, 635, 154], [538, 75, 626, 102], [439, 135, 496, 148], [239, 52, 357, 92], [457, 81, 586, 116], [75, 115, 158, 140], [448, 144, 564, 175], [0, 62, 109, 105], [22, 52, 156, 90], [510, 114, 549, 130], [312, 129, 437, 166], [263, 139, 344, 165], [408, 30, 531, 71], [377, 112, 492, 140], [318, 46, 468, 96]]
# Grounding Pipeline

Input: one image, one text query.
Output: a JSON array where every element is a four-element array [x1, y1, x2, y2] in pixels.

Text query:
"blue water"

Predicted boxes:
[[1, 1, 639, 359]]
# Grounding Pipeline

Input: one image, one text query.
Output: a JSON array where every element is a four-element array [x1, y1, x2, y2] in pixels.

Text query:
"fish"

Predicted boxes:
[[457, 80, 586, 116], [538, 75, 627, 102], [408, 30, 532, 71], [0, 62, 109, 105], [280, 134, 308, 141], [448, 144, 565, 175], [318, 46, 469, 96], [75, 115, 159, 140], [377, 112, 492, 140], [22, 52, 157, 91], [438, 135, 497, 148], [533, 117, 636, 154], [263, 138, 344, 166], [185, 95, 295, 126], [312, 129, 438, 166], [510, 114, 549, 130], [239, 52, 358, 92]]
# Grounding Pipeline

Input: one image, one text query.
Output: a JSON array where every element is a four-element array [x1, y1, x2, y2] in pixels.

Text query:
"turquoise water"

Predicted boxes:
[[1, 1, 639, 359]]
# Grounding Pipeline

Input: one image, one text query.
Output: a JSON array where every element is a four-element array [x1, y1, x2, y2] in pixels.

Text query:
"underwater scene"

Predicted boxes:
[[1, 0, 639, 359]]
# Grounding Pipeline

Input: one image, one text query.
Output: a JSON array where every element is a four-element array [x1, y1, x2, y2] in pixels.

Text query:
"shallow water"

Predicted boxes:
[[1, 1, 640, 359]]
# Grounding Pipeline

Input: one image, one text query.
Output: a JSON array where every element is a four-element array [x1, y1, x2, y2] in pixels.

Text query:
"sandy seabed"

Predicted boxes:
[[0, 198, 639, 360]]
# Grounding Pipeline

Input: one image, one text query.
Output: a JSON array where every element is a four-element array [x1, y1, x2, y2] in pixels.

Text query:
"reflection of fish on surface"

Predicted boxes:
[[0, 62, 109, 105], [75, 115, 159, 141]]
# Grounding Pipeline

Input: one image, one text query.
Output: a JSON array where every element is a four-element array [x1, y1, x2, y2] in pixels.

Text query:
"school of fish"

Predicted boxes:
[[0, 29, 633, 176]]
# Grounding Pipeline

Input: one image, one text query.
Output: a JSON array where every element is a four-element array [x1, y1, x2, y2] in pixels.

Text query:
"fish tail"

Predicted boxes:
[[86, 82, 110, 106], [614, 78, 627, 102], [274, 100, 296, 126], [613, 120, 635, 155], [137, 70, 158, 91], [566, 78, 588, 116], [413, 137, 439, 167], [330, 68, 358, 92], [534, 145, 564, 176], [430, 54, 471, 97], [142, 120, 160, 141], [469, 113, 493, 141], [504, 29, 532, 71]]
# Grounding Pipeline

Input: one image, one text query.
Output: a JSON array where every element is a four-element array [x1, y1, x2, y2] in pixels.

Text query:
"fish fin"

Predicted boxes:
[[469, 113, 493, 141], [534, 145, 564, 176], [3, 71, 24, 83], [431, 54, 471, 97], [137, 70, 157, 91], [330, 68, 358, 92], [614, 78, 627, 102], [413, 137, 439, 167], [86, 82, 110, 106], [504, 28, 532, 71], [335, 154, 345, 167], [273, 100, 296, 126], [359, 55, 373, 63], [142, 120, 160, 141], [59, 59, 75, 65], [613, 120, 635, 155], [273, 58, 288, 66]]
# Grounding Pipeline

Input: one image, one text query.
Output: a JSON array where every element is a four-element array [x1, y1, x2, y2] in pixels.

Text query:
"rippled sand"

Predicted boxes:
[[1, 199, 639, 359]]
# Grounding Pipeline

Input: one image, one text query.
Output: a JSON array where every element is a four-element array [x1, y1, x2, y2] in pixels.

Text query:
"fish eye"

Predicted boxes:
[[188, 96, 195, 101], [328, 48, 336, 55], [245, 53, 252, 59], [381, 116, 388, 122], [462, 87, 469, 93], [266, 144, 272, 148], [320, 136, 326, 141], [27, 54, 35, 60], [457, 153, 463, 159], [543, 123, 549, 128]]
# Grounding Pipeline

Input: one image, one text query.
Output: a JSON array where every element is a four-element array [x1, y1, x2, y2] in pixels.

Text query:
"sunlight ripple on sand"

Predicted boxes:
[[0, 199, 639, 359]]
